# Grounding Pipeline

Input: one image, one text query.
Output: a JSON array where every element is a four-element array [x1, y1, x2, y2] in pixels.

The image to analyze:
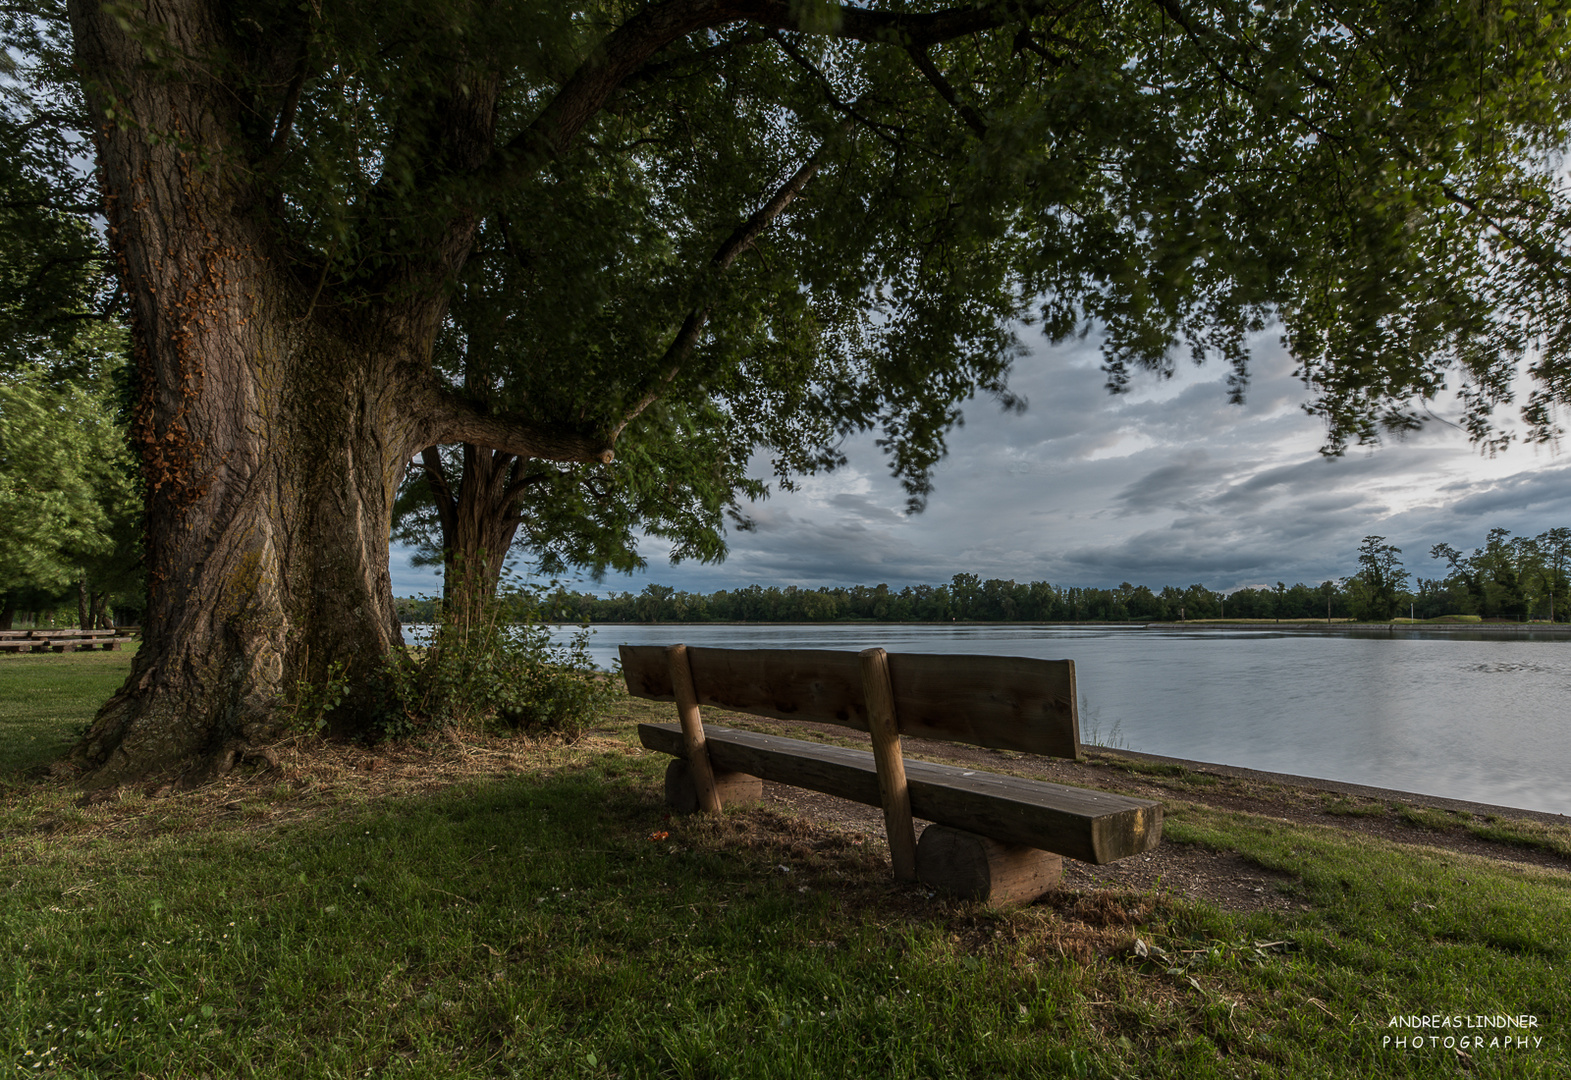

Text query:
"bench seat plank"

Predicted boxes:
[[638, 722, 1160, 865]]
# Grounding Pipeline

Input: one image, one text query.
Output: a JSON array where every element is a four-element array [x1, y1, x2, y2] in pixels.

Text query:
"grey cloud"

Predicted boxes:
[[1112, 450, 1214, 514], [1445, 464, 1571, 520], [828, 492, 906, 522]]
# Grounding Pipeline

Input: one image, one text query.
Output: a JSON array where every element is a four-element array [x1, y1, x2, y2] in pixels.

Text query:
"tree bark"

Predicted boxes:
[[420, 446, 533, 623], [61, 0, 601, 785]]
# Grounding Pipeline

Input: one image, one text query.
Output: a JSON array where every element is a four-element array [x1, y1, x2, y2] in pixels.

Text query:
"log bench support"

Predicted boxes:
[[916, 825, 1063, 905], [624, 644, 1161, 906], [663, 759, 763, 815]]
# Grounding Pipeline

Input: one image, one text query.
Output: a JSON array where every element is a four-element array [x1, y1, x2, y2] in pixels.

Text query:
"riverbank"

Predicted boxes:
[[712, 700, 1571, 907]]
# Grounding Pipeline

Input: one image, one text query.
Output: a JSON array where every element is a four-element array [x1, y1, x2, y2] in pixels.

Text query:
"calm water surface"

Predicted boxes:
[[413, 622, 1571, 816]]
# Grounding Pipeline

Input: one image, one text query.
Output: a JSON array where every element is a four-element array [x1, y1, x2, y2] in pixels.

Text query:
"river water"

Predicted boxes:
[[408, 622, 1571, 816]]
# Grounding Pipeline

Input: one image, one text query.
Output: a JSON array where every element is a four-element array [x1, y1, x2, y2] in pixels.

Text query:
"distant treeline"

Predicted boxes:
[[541, 578, 1333, 623], [395, 528, 1569, 626]]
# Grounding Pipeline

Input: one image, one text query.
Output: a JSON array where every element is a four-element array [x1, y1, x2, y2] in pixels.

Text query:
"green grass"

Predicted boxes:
[[0, 649, 133, 777], [1096, 757, 1222, 787], [1, 657, 1567, 1078], [1322, 795, 1390, 818]]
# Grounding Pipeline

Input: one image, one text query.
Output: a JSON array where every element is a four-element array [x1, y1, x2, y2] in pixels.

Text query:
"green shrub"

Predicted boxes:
[[278, 657, 350, 735], [379, 583, 619, 741]]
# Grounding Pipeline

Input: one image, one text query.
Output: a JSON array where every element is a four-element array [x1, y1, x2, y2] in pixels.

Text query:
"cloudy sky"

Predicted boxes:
[[391, 326, 1571, 598]]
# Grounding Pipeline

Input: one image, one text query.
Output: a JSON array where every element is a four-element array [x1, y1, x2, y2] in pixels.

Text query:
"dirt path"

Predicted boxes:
[[727, 716, 1571, 913]]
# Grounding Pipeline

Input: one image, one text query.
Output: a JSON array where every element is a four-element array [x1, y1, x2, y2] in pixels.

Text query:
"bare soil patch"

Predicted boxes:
[[719, 712, 1571, 914]]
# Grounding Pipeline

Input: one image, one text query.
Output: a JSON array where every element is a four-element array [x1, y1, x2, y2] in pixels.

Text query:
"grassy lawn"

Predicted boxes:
[[1, 654, 1566, 1078], [0, 650, 133, 778]]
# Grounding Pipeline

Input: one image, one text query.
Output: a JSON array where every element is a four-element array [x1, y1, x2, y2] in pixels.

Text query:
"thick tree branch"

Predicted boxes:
[[479, 0, 744, 195], [419, 447, 461, 550], [478, 0, 1051, 196], [420, 447, 458, 511], [425, 388, 615, 463], [906, 44, 988, 136], [611, 141, 833, 439]]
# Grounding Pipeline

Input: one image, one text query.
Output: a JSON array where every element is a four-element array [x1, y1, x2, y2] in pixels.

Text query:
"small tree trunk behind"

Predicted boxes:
[[440, 446, 525, 626]]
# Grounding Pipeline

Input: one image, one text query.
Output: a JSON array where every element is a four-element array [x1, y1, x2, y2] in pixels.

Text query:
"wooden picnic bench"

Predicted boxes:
[[0, 628, 140, 653], [622, 644, 1162, 904]]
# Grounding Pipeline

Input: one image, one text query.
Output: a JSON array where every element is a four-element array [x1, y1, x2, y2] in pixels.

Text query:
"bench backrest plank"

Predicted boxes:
[[620, 644, 1080, 759]]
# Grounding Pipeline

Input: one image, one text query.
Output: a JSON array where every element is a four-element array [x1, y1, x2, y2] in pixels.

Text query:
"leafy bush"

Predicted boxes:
[[378, 582, 619, 741], [278, 658, 350, 735]]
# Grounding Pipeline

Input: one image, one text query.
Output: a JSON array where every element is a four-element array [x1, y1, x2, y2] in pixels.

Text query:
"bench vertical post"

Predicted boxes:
[[859, 647, 917, 881], [666, 644, 722, 815]]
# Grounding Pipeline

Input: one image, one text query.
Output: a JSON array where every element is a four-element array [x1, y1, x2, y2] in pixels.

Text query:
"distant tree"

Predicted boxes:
[[0, 356, 139, 625], [1533, 528, 1571, 622], [1180, 585, 1218, 620], [1432, 529, 1535, 619], [1353, 537, 1408, 621], [949, 574, 983, 621], [1317, 580, 1342, 622]]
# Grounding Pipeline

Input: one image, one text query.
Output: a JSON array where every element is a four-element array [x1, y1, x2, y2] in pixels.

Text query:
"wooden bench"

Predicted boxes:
[[621, 644, 1162, 904], [0, 628, 140, 653]]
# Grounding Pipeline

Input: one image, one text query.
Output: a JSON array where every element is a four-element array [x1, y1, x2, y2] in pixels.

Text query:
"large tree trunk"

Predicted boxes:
[[69, 290, 425, 785], [63, 1, 432, 785], [61, 0, 639, 786]]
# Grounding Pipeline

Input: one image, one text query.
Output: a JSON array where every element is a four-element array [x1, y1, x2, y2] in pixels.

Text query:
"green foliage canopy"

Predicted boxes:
[[353, 0, 1571, 589], [2, 12, 140, 617], [128, 0, 1571, 506]]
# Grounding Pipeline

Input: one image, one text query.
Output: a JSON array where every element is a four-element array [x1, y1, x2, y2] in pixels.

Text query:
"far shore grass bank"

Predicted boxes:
[[511, 617, 1571, 637], [2, 651, 1567, 1078]]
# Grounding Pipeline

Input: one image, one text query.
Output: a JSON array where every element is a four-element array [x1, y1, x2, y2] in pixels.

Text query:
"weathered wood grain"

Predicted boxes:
[[860, 647, 916, 880], [621, 644, 868, 727], [887, 653, 1080, 758], [637, 723, 1161, 864], [914, 825, 1062, 904], [620, 644, 676, 700], [667, 645, 721, 814], [621, 645, 1081, 759], [663, 759, 763, 814]]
